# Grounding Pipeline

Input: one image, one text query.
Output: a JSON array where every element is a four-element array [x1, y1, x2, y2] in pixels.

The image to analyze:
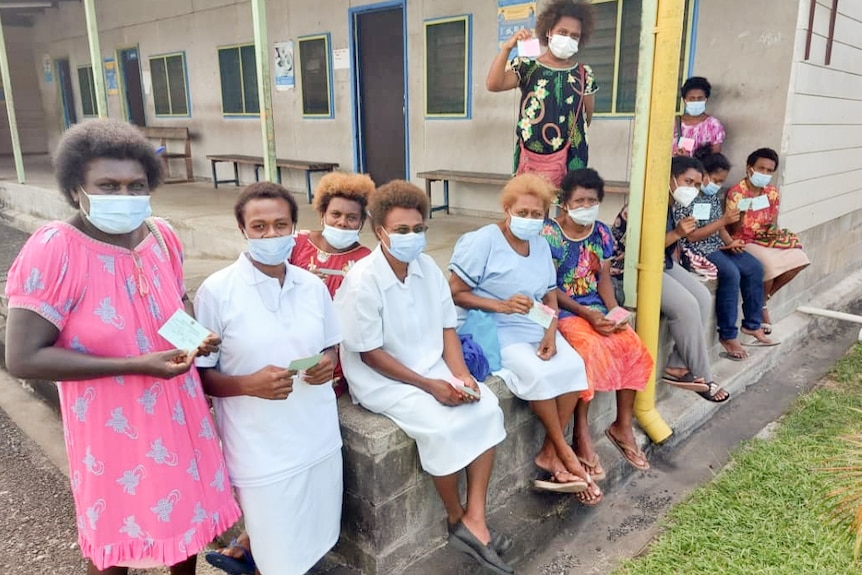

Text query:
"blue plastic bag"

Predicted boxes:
[[457, 309, 502, 371], [458, 334, 491, 383]]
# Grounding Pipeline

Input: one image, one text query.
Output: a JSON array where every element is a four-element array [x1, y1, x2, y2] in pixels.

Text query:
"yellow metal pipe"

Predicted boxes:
[[633, 0, 687, 444]]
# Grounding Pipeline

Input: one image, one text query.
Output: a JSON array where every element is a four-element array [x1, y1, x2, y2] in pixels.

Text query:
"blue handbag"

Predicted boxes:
[[458, 334, 491, 383], [457, 309, 502, 371]]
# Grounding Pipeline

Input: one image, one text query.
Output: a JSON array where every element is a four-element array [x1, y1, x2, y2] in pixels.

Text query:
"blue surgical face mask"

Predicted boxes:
[[321, 224, 360, 250], [749, 170, 773, 188], [684, 100, 706, 116], [508, 213, 544, 240], [382, 229, 426, 263], [80, 189, 152, 235], [703, 180, 721, 196], [246, 234, 295, 265]]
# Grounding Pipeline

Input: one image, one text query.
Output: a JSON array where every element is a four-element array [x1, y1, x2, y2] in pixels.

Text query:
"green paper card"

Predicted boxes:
[[288, 353, 324, 371]]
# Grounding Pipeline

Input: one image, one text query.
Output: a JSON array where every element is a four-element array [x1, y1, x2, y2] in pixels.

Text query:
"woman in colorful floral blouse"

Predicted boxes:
[[487, 0, 598, 187], [726, 148, 810, 333]]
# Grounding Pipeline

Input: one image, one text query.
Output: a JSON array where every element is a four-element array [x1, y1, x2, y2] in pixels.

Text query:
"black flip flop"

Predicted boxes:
[[719, 351, 749, 362], [448, 521, 514, 575], [661, 371, 709, 392], [204, 538, 256, 575], [697, 381, 730, 403]]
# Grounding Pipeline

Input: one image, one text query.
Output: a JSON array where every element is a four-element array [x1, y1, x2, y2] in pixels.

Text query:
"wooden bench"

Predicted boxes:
[[206, 154, 339, 203], [144, 127, 193, 183], [416, 169, 629, 217]]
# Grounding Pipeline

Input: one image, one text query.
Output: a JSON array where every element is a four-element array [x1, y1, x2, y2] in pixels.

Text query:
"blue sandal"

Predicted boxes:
[[204, 538, 256, 575]]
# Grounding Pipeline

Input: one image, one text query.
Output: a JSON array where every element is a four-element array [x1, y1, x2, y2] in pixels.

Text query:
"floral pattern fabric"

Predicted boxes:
[[541, 219, 614, 316], [4, 221, 241, 570], [672, 115, 726, 155], [672, 193, 725, 257], [289, 231, 371, 297], [511, 58, 598, 172], [726, 178, 781, 243]]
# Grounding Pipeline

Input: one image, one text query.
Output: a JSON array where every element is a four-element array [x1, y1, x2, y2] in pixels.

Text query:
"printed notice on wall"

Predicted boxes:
[[498, 0, 537, 56], [332, 48, 350, 70], [104, 58, 119, 96], [274, 41, 295, 91], [42, 55, 53, 84]]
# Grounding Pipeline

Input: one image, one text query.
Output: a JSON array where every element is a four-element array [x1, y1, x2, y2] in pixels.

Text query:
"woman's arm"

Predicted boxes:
[[486, 30, 529, 92], [5, 308, 192, 381], [198, 365, 294, 399], [597, 261, 618, 310], [537, 290, 559, 360], [441, 328, 480, 396], [360, 347, 467, 405], [584, 94, 595, 127], [449, 272, 532, 315]]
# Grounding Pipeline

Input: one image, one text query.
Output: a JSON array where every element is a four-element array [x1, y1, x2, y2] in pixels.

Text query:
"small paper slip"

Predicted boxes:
[[448, 376, 481, 399], [288, 353, 324, 372], [517, 38, 541, 58], [691, 202, 712, 221], [737, 198, 753, 211], [158, 309, 211, 353], [605, 306, 632, 326], [317, 268, 345, 276], [677, 137, 695, 153], [750, 194, 770, 211], [525, 300, 556, 329]]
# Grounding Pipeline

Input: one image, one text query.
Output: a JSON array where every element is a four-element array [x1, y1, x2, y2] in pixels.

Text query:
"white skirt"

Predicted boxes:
[[235, 451, 343, 575], [384, 381, 507, 476], [500, 331, 588, 401]]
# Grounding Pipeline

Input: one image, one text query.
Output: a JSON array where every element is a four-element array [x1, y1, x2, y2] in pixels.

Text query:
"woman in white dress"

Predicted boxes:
[[194, 182, 343, 575], [449, 174, 601, 505], [335, 180, 513, 575]]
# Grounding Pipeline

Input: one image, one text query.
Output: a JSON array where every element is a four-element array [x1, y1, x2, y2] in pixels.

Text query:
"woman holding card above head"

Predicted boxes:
[[3, 119, 240, 575], [335, 181, 514, 575], [672, 76, 726, 157], [449, 174, 601, 505], [541, 169, 654, 477], [486, 0, 598, 186], [193, 182, 343, 575], [674, 147, 773, 361], [726, 148, 810, 335]]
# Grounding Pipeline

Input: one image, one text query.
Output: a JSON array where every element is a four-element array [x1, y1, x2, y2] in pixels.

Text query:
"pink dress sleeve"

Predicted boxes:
[[152, 218, 187, 298], [5, 224, 84, 331], [708, 116, 726, 146]]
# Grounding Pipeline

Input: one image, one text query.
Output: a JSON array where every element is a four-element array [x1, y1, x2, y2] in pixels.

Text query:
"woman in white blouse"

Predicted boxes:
[[335, 180, 513, 575]]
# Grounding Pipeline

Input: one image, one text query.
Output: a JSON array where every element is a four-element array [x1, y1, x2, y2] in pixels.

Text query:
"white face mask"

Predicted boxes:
[[567, 205, 600, 226], [246, 234, 295, 265], [684, 100, 706, 116], [80, 189, 152, 235], [548, 34, 579, 60], [671, 180, 700, 208], [321, 224, 360, 250], [749, 170, 773, 188]]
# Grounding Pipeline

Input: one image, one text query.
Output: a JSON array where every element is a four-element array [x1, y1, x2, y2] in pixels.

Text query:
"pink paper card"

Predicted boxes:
[[517, 39, 541, 58], [677, 137, 695, 154], [448, 376, 481, 399], [605, 306, 632, 326]]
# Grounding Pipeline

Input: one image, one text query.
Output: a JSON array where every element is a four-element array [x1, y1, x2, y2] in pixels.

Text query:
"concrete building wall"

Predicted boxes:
[[779, 0, 862, 233], [0, 26, 48, 156]]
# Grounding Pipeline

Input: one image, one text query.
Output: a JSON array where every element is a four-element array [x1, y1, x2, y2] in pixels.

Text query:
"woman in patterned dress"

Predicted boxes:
[[541, 169, 653, 477], [4, 119, 241, 574], [487, 0, 598, 184], [672, 76, 726, 156]]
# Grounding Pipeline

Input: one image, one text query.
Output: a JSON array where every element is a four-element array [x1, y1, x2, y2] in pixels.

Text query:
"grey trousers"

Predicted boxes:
[[661, 262, 713, 382]]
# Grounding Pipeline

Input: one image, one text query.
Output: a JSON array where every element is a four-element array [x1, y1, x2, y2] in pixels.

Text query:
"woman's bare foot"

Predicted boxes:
[[534, 452, 581, 483], [216, 531, 250, 559], [741, 327, 777, 345], [720, 338, 749, 360], [575, 481, 603, 506]]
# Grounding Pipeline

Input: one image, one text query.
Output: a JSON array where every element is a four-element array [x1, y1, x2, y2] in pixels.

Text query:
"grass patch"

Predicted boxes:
[[615, 344, 862, 575]]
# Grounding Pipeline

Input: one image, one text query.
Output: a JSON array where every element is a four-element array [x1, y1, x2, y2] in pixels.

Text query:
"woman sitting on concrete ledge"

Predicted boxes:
[[449, 174, 602, 506], [335, 180, 514, 575], [726, 147, 810, 336]]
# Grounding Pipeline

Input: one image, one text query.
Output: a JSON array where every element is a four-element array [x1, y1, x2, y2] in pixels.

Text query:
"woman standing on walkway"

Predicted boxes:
[[542, 169, 654, 477], [449, 174, 601, 505], [726, 148, 810, 333], [335, 181, 513, 575], [487, 0, 598, 186], [4, 119, 241, 574]]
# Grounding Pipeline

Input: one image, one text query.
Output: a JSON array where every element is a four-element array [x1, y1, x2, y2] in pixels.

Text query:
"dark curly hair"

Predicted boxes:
[[681, 76, 712, 99], [368, 180, 429, 229], [693, 145, 731, 174], [746, 147, 780, 170], [535, 0, 595, 46], [234, 181, 299, 228], [560, 168, 605, 204], [671, 155, 705, 178], [53, 118, 163, 206]]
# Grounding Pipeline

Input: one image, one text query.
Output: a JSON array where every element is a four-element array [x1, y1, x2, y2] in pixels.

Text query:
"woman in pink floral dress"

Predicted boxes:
[[672, 76, 726, 156], [4, 119, 240, 574]]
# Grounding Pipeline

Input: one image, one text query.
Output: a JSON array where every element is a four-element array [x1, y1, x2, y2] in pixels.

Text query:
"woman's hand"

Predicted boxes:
[[452, 373, 481, 402], [303, 351, 337, 385], [498, 294, 533, 315], [196, 333, 221, 357], [248, 365, 296, 400], [674, 216, 697, 239], [133, 350, 195, 379], [537, 333, 557, 361], [504, 28, 532, 51], [581, 308, 616, 336], [721, 208, 741, 225], [720, 239, 746, 254], [428, 379, 468, 406]]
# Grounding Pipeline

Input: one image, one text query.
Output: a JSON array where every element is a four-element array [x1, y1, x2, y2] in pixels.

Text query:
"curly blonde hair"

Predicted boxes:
[[501, 174, 556, 211], [313, 172, 375, 220]]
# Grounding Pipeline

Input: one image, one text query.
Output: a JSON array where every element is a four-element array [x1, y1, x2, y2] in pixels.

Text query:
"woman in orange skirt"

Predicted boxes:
[[541, 169, 654, 480]]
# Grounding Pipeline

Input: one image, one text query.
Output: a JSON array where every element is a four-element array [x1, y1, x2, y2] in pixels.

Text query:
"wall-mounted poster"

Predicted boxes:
[[498, 0, 537, 56], [104, 58, 119, 95], [42, 54, 53, 84], [274, 41, 295, 91]]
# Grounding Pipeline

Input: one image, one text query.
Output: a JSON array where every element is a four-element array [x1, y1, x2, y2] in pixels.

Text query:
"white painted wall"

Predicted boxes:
[[0, 26, 48, 155], [779, 0, 862, 233]]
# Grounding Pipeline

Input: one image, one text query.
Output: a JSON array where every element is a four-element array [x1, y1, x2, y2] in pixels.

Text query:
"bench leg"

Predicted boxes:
[[254, 165, 261, 182], [276, 167, 283, 185], [426, 178, 434, 219], [211, 161, 219, 189], [443, 181, 450, 215], [305, 171, 313, 204], [186, 156, 194, 182]]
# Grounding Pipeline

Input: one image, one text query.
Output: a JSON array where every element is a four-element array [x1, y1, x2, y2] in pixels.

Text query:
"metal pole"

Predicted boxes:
[[0, 12, 25, 183], [83, 0, 108, 118], [251, 0, 277, 182], [633, 0, 686, 444]]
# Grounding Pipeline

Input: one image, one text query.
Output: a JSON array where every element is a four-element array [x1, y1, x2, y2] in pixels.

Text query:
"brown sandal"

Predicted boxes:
[[605, 427, 650, 471], [577, 454, 606, 481]]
